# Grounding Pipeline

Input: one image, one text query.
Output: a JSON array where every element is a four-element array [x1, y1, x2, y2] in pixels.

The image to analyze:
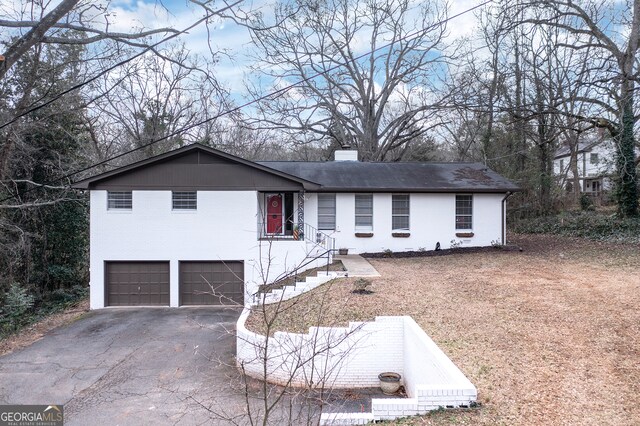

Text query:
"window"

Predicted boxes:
[[559, 159, 564, 171], [455, 195, 472, 230], [355, 194, 373, 230], [317, 193, 336, 230], [172, 191, 197, 210], [261, 192, 296, 236], [590, 153, 599, 164], [392, 194, 410, 230], [107, 191, 132, 210]]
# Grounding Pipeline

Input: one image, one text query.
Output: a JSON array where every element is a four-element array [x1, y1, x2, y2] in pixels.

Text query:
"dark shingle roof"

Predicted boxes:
[[258, 161, 519, 193], [554, 141, 598, 159]]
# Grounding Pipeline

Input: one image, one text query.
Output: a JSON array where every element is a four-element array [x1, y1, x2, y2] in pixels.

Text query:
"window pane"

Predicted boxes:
[[107, 191, 132, 210], [392, 194, 409, 214], [456, 216, 472, 230], [318, 206, 335, 215], [318, 216, 336, 229], [392, 194, 409, 230], [354, 194, 373, 229], [355, 194, 373, 214], [355, 215, 373, 227], [318, 193, 336, 230], [173, 191, 197, 210], [392, 216, 409, 230], [455, 195, 472, 230], [318, 194, 336, 208]]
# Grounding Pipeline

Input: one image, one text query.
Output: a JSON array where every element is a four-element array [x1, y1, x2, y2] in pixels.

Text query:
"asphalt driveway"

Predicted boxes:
[[0, 308, 244, 425]]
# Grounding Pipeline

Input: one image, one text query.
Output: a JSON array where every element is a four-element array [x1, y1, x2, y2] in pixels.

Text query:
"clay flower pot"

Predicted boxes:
[[378, 372, 401, 395]]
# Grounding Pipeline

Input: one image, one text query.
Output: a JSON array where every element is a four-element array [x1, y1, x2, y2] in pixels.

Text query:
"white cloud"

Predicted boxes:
[[447, 0, 482, 39]]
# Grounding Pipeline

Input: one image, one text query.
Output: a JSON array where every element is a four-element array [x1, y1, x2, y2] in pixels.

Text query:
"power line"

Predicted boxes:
[[0, 0, 493, 204], [0, 0, 243, 132]]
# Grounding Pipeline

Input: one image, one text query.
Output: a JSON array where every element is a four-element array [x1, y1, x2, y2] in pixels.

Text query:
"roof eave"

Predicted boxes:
[[71, 143, 321, 190], [310, 187, 521, 193]]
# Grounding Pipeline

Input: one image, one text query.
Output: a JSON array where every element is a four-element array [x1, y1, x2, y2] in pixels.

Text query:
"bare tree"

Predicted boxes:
[[167, 235, 365, 425], [518, 0, 640, 216], [243, 0, 450, 161], [0, 0, 238, 300], [84, 42, 231, 166], [0, 0, 240, 179]]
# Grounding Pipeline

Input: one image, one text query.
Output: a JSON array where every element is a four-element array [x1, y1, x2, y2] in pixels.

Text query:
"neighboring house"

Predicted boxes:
[[73, 144, 518, 309], [553, 138, 616, 195]]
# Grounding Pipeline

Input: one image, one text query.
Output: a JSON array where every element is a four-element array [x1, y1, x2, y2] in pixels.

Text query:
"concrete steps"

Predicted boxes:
[[257, 271, 346, 305]]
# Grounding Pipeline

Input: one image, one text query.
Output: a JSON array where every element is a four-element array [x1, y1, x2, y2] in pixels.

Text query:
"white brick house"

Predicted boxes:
[[73, 143, 518, 309]]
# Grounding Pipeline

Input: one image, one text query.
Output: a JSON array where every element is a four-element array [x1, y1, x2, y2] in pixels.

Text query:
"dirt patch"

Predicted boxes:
[[246, 234, 640, 425], [0, 299, 89, 356]]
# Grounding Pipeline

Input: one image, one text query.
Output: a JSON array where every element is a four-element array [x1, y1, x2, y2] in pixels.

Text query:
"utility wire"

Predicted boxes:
[[0, 0, 243, 132], [0, 0, 493, 204]]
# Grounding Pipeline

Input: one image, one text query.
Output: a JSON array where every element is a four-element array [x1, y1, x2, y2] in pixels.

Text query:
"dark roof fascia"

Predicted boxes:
[[308, 188, 521, 193], [554, 140, 604, 159], [71, 144, 321, 190], [554, 149, 590, 160]]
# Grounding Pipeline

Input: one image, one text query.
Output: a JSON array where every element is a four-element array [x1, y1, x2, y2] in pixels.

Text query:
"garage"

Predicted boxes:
[[179, 261, 244, 306], [105, 262, 170, 306]]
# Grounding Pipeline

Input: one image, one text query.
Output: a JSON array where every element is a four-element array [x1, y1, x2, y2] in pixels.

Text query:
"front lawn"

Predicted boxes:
[[246, 234, 640, 425]]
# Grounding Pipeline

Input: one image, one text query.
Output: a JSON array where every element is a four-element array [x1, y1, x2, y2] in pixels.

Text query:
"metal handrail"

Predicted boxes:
[[256, 222, 335, 253], [302, 222, 335, 252], [253, 224, 336, 302]]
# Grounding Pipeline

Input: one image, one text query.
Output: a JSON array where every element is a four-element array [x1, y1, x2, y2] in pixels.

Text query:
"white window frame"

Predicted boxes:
[[455, 194, 473, 230], [317, 193, 336, 230], [355, 194, 373, 231], [107, 191, 132, 210], [392, 194, 410, 231], [172, 191, 197, 211]]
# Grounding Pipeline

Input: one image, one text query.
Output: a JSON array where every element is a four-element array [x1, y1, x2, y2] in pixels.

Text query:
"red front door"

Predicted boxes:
[[266, 194, 283, 234]]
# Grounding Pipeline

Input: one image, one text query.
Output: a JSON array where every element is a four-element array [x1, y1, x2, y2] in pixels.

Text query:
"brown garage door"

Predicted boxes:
[[179, 261, 244, 306], [106, 262, 170, 306]]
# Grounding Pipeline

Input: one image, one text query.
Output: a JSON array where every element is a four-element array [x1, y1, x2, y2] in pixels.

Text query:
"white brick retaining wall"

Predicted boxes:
[[236, 309, 477, 423]]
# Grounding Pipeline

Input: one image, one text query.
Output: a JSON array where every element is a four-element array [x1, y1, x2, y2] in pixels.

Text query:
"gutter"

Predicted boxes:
[[501, 191, 513, 245]]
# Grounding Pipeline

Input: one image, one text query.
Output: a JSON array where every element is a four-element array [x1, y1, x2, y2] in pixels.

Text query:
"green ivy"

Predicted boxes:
[[511, 211, 640, 244]]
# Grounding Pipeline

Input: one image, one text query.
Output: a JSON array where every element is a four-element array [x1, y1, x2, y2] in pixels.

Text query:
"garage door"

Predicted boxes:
[[105, 262, 170, 306], [179, 261, 244, 306]]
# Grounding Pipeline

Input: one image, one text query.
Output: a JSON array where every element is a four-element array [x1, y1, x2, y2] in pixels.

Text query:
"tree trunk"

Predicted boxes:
[[615, 90, 639, 216], [568, 136, 581, 205], [0, 0, 81, 80]]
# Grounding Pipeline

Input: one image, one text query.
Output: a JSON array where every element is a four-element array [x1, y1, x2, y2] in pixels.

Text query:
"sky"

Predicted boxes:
[[101, 0, 484, 96], [2, 0, 630, 101]]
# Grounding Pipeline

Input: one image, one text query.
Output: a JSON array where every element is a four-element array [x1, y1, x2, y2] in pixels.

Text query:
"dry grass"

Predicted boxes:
[[246, 234, 640, 425], [0, 299, 89, 356]]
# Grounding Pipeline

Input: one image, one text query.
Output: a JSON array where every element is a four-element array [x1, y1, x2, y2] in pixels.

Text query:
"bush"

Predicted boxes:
[[41, 285, 88, 314], [0, 284, 35, 333], [0, 284, 88, 338], [511, 211, 640, 244], [580, 194, 594, 211], [352, 278, 373, 294]]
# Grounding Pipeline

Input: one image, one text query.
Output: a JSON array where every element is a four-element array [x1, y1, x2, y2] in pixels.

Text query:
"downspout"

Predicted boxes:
[[501, 191, 513, 245]]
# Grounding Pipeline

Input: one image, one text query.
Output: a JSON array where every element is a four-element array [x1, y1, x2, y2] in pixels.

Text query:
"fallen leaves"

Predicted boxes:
[[247, 234, 640, 425]]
